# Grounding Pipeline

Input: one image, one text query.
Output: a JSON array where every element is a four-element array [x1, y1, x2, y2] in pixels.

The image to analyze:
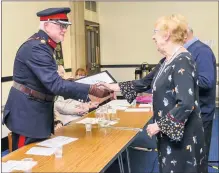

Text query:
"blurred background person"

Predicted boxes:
[[54, 67, 99, 130], [184, 27, 217, 162], [75, 68, 87, 79]]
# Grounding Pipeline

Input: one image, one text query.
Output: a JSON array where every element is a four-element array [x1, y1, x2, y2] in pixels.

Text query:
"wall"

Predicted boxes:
[[1, 1, 89, 138], [1, 1, 73, 138], [2, 1, 73, 103], [98, 2, 218, 82]]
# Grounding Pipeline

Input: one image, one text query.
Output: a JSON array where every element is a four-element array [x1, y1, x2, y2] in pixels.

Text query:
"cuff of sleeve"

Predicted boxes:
[[119, 81, 137, 104], [156, 113, 185, 142], [54, 120, 63, 127]]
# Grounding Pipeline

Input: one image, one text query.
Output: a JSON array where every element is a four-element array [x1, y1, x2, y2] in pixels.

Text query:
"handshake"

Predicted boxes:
[[89, 82, 120, 99]]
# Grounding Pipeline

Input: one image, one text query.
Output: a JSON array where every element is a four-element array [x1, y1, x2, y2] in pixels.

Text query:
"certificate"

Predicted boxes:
[[75, 70, 116, 85]]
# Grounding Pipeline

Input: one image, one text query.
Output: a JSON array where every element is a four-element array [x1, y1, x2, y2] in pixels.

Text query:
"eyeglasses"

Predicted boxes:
[[153, 29, 160, 33], [49, 21, 69, 30]]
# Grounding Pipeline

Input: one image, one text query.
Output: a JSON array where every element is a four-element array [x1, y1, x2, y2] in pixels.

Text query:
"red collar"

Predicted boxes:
[[47, 38, 57, 49]]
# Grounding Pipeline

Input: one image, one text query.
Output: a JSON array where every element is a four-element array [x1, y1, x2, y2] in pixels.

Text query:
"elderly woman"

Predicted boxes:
[[98, 14, 207, 173]]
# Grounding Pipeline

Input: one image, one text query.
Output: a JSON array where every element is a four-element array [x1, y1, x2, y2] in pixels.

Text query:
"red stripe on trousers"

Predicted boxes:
[[18, 135, 26, 148]]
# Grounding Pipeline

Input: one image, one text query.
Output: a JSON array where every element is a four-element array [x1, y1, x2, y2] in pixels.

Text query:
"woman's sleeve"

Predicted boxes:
[[119, 81, 138, 104], [156, 56, 198, 142], [119, 58, 165, 103]]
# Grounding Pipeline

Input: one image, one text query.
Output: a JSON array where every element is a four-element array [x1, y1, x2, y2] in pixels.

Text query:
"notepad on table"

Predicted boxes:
[[125, 108, 150, 112], [76, 117, 98, 124], [138, 104, 152, 108], [36, 136, 78, 148], [26, 147, 56, 156], [2, 160, 37, 171]]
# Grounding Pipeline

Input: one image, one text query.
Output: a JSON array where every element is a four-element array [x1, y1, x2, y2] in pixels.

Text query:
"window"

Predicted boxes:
[[85, 1, 96, 12]]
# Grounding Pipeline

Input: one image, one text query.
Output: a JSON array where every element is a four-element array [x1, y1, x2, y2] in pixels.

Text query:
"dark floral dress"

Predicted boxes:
[[119, 52, 207, 173]]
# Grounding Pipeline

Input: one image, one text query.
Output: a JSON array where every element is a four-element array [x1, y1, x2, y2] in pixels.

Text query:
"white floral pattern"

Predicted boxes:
[[118, 81, 137, 103], [119, 53, 207, 173], [153, 53, 207, 173]]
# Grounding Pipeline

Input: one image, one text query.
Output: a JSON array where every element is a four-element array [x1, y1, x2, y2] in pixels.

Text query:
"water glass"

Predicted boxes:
[[54, 146, 63, 158], [110, 108, 119, 122], [131, 100, 137, 107], [96, 106, 110, 127], [22, 158, 34, 173], [85, 123, 92, 132]]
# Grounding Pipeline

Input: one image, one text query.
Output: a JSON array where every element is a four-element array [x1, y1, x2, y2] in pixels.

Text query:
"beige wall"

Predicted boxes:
[[1, 1, 88, 137], [1, 1, 87, 105], [98, 2, 218, 81], [1, 2, 72, 104], [2, 1, 73, 77], [84, 9, 99, 23]]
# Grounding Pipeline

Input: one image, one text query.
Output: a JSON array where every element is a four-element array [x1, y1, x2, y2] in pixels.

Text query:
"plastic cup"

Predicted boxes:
[[85, 123, 92, 132], [54, 146, 63, 158]]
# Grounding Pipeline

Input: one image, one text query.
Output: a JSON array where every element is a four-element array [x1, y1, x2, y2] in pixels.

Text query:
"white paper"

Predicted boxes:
[[58, 114, 80, 125], [138, 104, 152, 108], [26, 147, 56, 156], [116, 106, 128, 110], [76, 117, 98, 124], [125, 108, 150, 112], [2, 160, 37, 171], [106, 100, 130, 111], [75, 71, 114, 85], [107, 99, 130, 107], [108, 121, 118, 125], [2, 162, 16, 172], [37, 136, 78, 148], [76, 117, 118, 126]]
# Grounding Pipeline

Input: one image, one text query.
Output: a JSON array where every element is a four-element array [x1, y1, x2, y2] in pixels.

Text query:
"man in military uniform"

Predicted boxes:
[[3, 7, 112, 151]]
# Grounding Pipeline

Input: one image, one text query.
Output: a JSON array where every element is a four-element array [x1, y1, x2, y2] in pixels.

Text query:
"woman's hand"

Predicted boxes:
[[146, 123, 160, 138], [110, 92, 117, 100], [96, 82, 120, 92]]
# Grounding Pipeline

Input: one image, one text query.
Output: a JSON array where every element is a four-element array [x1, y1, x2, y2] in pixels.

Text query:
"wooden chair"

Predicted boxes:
[[8, 132, 12, 152]]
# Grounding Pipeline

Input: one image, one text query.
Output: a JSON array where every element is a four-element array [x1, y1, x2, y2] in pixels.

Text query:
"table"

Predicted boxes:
[[2, 125, 138, 172], [2, 106, 153, 172], [86, 106, 153, 129]]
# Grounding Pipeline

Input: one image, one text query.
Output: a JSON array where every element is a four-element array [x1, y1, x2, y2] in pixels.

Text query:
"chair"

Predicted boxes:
[[8, 132, 12, 152]]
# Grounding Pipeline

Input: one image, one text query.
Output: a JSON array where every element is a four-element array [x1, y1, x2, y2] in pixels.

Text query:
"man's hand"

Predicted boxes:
[[89, 84, 114, 98]]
